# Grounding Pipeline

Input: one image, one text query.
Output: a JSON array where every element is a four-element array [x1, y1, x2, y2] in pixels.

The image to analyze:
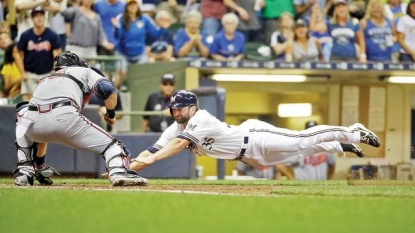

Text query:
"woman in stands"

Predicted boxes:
[[285, 19, 322, 62], [209, 13, 245, 61], [269, 12, 294, 61], [327, 0, 366, 62], [62, 0, 113, 58], [360, 0, 395, 62], [111, 0, 164, 83]]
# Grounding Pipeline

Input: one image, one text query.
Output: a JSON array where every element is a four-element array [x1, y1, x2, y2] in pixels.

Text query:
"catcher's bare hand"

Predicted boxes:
[[104, 113, 116, 125]]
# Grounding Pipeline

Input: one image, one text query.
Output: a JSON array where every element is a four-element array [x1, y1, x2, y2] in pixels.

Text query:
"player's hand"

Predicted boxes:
[[238, 8, 249, 21], [104, 113, 116, 125], [130, 156, 155, 170]]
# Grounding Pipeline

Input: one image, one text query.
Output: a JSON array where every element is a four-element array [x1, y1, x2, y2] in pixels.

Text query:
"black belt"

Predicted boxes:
[[28, 100, 74, 113], [235, 136, 249, 161]]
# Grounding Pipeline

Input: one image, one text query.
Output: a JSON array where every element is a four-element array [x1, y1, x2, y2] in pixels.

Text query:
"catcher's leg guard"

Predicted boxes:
[[34, 160, 61, 186], [102, 139, 148, 186], [13, 140, 37, 186]]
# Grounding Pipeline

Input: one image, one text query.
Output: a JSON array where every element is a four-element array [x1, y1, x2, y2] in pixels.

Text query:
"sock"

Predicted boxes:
[[35, 155, 46, 169]]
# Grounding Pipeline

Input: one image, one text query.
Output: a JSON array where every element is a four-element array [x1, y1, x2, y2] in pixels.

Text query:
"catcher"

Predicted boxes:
[[13, 51, 147, 186]]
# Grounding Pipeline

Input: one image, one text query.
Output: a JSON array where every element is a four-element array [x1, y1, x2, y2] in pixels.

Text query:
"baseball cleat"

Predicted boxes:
[[13, 170, 34, 186], [351, 123, 381, 148], [35, 165, 61, 186], [110, 173, 148, 186], [341, 143, 365, 157]]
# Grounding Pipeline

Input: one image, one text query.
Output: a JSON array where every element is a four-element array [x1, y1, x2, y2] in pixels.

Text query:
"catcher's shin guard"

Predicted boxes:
[[101, 139, 130, 176], [13, 140, 37, 186], [101, 139, 148, 186]]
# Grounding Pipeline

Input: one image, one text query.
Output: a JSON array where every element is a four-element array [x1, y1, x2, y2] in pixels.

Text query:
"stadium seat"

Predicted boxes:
[[245, 42, 274, 61]]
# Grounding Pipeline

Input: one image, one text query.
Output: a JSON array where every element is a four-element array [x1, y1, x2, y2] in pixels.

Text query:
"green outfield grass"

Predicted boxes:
[[1, 179, 414, 233]]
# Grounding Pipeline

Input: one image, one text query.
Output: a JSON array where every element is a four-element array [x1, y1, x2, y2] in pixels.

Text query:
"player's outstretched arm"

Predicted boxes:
[[130, 138, 190, 171]]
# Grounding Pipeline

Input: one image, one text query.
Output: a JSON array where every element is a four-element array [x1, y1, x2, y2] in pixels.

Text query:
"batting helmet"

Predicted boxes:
[[166, 90, 198, 113], [305, 121, 318, 129], [54, 51, 89, 70]]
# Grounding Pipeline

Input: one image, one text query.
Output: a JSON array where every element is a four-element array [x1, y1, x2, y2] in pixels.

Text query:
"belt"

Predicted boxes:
[[28, 100, 75, 113], [235, 136, 249, 161]]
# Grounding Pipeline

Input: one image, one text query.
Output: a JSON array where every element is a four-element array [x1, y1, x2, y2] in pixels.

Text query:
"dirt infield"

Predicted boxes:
[[0, 183, 277, 196]]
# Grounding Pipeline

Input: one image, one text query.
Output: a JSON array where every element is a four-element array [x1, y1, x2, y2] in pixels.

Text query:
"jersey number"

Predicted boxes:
[[202, 137, 215, 150]]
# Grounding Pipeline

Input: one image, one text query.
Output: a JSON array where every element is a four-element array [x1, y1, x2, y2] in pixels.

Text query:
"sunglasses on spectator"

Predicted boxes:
[[162, 81, 175, 86]]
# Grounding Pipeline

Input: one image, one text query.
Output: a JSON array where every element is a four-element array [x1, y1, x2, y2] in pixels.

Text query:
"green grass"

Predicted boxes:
[[1, 178, 415, 233]]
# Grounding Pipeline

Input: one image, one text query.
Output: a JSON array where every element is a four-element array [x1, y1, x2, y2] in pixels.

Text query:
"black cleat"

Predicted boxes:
[[352, 123, 381, 148], [341, 143, 365, 157]]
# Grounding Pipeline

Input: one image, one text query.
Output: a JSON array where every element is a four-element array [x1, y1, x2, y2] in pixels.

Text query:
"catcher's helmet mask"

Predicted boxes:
[[54, 51, 89, 70], [166, 90, 198, 115]]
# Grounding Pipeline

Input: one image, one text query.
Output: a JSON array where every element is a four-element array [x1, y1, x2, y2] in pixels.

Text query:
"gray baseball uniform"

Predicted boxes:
[[15, 66, 135, 183]]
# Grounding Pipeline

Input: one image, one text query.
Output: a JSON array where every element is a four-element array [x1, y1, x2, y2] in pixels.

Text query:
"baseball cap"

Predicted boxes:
[[305, 121, 318, 129], [294, 19, 307, 28], [31, 6, 45, 17], [161, 73, 175, 85]]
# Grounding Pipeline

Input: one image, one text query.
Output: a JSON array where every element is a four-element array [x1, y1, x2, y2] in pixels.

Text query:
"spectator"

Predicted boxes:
[[173, 10, 210, 58], [0, 31, 24, 101], [157, 0, 189, 23], [261, 0, 295, 45], [396, 0, 415, 62], [61, 0, 113, 58], [286, 19, 322, 62], [17, 7, 61, 101], [146, 10, 175, 63], [14, 0, 60, 41], [200, 0, 227, 37], [270, 12, 294, 61], [210, 12, 245, 61], [94, 0, 125, 57], [309, 4, 333, 61], [361, 0, 395, 62], [112, 0, 164, 86], [224, 0, 264, 42], [294, 0, 329, 25], [384, 0, 407, 20], [48, 0, 68, 51], [142, 73, 176, 132], [276, 121, 336, 180], [327, 0, 366, 62], [385, 0, 407, 61]]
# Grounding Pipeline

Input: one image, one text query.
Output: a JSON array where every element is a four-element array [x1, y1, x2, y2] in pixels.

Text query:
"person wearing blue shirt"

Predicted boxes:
[[210, 13, 246, 61], [94, 0, 125, 56], [173, 10, 211, 58], [327, 0, 366, 62], [112, 0, 164, 84]]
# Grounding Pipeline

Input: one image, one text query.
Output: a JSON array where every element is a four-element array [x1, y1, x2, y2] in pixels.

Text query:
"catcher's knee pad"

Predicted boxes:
[[15, 101, 29, 122], [101, 139, 130, 175]]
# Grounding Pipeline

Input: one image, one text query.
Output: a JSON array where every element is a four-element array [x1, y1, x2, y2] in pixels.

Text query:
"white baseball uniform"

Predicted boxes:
[[148, 109, 361, 166]]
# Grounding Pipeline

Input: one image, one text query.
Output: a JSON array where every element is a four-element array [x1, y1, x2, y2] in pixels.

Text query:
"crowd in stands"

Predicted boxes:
[[1, 0, 415, 101]]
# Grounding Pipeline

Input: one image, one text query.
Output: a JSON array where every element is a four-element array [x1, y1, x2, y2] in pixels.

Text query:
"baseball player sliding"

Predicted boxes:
[[13, 51, 147, 186], [130, 90, 379, 171]]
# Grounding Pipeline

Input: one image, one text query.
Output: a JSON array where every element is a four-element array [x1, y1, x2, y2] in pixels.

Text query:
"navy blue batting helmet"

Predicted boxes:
[[166, 90, 198, 110]]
